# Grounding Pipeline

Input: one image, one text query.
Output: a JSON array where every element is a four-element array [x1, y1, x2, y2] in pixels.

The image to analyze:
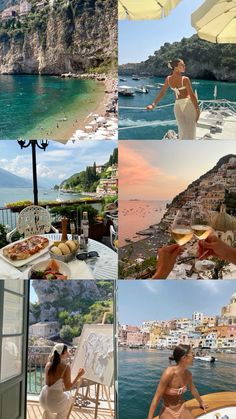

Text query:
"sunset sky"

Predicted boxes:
[[119, 141, 236, 200]]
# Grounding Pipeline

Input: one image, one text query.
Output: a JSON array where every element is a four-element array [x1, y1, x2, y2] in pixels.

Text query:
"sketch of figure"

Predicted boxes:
[[83, 332, 113, 381]]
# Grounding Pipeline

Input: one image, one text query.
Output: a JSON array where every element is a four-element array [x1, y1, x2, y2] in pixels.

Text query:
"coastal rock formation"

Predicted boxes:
[[29, 280, 113, 323], [0, 0, 117, 74], [119, 35, 236, 82]]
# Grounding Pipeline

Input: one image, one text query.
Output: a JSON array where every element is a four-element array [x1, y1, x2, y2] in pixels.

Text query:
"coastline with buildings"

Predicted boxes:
[[119, 291, 236, 351], [119, 155, 236, 279], [118, 283, 236, 419]]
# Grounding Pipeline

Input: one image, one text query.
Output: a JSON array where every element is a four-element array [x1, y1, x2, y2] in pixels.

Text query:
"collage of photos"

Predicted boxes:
[[0, 1, 236, 419]]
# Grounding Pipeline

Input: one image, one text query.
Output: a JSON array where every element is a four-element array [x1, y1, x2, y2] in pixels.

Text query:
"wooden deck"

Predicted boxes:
[[155, 391, 236, 418], [27, 401, 114, 419]]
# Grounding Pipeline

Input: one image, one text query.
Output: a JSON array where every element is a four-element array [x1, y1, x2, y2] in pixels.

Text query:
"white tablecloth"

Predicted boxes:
[[0, 235, 118, 280]]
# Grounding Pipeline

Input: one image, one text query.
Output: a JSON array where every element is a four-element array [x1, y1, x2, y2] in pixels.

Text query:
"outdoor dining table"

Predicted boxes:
[[0, 233, 118, 280]]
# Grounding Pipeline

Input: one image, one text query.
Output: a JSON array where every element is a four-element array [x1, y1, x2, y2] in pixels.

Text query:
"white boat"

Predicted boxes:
[[196, 98, 236, 140], [162, 97, 236, 140], [199, 406, 236, 418], [195, 356, 217, 362], [135, 86, 149, 94], [118, 85, 135, 96], [119, 77, 127, 82]]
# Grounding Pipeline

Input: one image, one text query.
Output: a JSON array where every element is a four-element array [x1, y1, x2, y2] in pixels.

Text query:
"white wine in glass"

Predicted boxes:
[[191, 225, 212, 240], [191, 209, 212, 240], [171, 210, 193, 246], [171, 228, 194, 245]]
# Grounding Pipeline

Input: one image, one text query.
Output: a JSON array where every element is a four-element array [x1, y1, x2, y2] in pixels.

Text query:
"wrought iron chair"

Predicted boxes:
[[6, 205, 58, 242]]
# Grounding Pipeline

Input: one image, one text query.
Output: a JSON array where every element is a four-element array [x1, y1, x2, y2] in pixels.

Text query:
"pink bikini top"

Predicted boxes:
[[165, 385, 187, 396]]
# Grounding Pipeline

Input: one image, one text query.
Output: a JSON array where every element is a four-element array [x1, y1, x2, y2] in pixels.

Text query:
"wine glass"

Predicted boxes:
[[191, 208, 213, 240], [171, 209, 193, 246], [191, 208, 215, 275]]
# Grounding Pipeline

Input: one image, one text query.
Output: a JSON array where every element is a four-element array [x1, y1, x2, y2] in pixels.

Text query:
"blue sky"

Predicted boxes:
[[119, 0, 204, 64], [0, 140, 117, 187], [118, 281, 236, 325]]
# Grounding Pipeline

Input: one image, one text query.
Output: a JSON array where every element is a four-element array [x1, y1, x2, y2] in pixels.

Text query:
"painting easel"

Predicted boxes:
[[67, 313, 114, 419]]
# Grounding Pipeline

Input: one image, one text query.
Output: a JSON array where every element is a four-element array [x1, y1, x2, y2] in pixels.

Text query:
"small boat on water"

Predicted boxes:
[[132, 75, 140, 81], [119, 77, 127, 82], [118, 86, 135, 96], [135, 86, 149, 94], [195, 356, 217, 363]]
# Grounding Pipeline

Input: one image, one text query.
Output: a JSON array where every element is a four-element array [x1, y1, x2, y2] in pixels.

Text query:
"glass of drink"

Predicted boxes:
[[171, 209, 193, 245], [191, 208, 215, 275], [191, 209, 212, 240]]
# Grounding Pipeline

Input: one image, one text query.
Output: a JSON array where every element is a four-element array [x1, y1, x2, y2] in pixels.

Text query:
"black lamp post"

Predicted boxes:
[[17, 140, 49, 205]]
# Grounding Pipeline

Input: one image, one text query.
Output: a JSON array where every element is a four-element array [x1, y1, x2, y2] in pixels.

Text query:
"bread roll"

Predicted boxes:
[[65, 240, 77, 251], [51, 246, 63, 256], [58, 243, 71, 255]]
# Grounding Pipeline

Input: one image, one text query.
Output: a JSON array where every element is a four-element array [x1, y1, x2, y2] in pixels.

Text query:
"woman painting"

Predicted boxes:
[[147, 59, 200, 140], [39, 343, 85, 419], [148, 345, 208, 419]]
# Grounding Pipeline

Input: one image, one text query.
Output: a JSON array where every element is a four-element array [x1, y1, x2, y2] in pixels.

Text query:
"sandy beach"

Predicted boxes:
[[69, 74, 118, 141]]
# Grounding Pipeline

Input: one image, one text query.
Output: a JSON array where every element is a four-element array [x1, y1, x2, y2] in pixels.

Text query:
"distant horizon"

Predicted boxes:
[[119, 142, 236, 200]]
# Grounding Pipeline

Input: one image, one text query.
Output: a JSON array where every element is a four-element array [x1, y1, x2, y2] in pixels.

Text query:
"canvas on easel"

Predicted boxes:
[[71, 324, 114, 387]]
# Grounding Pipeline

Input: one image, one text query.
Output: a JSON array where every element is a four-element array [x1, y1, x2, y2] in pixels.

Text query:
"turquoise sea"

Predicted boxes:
[[118, 77, 236, 139], [118, 349, 236, 419], [0, 75, 104, 140]]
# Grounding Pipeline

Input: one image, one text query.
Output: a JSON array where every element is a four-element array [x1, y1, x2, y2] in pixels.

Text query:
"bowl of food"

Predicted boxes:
[[49, 240, 79, 263], [28, 259, 71, 280]]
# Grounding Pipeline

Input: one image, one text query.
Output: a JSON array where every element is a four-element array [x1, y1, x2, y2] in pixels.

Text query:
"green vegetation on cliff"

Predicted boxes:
[[0, 0, 117, 74], [61, 148, 118, 192], [119, 35, 236, 81]]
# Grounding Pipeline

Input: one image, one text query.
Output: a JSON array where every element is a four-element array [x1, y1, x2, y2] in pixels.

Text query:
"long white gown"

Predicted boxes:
[[39, 365, 73, 419]]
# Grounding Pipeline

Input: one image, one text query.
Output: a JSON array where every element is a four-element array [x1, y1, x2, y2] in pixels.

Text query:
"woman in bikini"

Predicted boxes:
[[147, 59, 200, 140], [148, 344, 208, 419], [39, 343, 85, 419]]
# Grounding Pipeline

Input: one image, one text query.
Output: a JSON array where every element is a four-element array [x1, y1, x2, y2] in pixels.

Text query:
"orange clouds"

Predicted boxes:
[[119, 142, 182, 200]]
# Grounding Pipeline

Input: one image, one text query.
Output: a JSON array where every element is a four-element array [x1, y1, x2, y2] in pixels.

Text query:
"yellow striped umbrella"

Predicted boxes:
[[118, 0, 182, 20], [191, 0, 236, 43]]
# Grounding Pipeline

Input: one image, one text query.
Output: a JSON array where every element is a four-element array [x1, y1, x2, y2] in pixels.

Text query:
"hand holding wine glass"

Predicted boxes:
[[171, 209, 193, 245]]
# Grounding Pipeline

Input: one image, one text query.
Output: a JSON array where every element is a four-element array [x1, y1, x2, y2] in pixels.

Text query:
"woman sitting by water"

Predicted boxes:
[[39, 343, 85, 419], [148, 345, 207, 419], [147, 59, 200, 140]]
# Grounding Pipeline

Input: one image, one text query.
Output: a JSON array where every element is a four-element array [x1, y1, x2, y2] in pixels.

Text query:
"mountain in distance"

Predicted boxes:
[[0, 167, 32, 187]]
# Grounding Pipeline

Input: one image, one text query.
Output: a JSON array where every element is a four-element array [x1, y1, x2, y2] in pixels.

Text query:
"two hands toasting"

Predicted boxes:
[[152, 208, 236, 279]]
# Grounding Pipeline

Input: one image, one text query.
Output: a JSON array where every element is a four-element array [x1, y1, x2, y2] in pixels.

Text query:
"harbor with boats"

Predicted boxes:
[[118, 76, 236, 140]]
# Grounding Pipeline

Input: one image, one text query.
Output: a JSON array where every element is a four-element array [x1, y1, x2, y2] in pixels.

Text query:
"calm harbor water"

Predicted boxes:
[[119, 200, 169, 247], [0, 187, 83, 207], [0, 75, 104, 140], [118, 349, 236, 419], [119, 77, 236, 139]]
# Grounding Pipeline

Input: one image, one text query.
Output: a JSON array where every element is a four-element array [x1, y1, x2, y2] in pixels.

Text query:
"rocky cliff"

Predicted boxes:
[[119, 35, 236, 82], [0, 0, 117, 74], [29, 280, 113, 324]]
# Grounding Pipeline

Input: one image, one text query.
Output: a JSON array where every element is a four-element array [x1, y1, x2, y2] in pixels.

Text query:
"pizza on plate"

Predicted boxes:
[[3, 235, 49, 261]]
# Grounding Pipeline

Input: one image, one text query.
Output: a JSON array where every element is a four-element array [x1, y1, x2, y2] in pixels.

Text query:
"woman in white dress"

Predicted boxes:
[[147, 59, 200, 140], [39, 343, 85, 419]]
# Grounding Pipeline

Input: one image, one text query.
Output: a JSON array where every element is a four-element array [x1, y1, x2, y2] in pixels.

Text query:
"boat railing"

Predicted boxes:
[[199, 99, 236, 114]]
